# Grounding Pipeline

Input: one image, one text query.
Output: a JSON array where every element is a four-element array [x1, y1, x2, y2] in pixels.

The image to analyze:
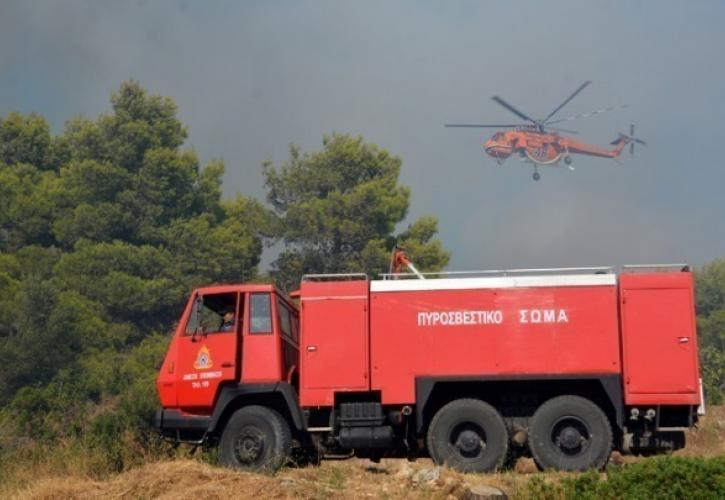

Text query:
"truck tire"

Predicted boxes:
[[529, 395, 612, 471], [219, 405, 291, 472], [426, 399, 509, 473]]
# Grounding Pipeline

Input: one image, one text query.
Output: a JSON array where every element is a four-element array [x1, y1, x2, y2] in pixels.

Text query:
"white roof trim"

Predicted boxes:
[[370, 274, 616, 292]]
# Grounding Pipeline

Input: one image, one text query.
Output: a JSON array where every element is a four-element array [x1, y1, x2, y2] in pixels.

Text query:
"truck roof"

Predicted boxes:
[[194, 283, 277, 295]]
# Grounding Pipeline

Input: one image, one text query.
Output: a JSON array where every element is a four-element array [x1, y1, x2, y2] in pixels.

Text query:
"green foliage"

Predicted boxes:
[[523, 457, 725, 500], [524, 476, 564, 500], [0, 112, 65, 171], [63, 81, 186, 171], [0, 163, 57, 250], [53, 240, 180, 332], [696, 259, 725, 317], [263, 133, 450, 289], [700, 347, 725, 404], [696, 258, 725, 403], [699, 310, 725, 352], [0, 81, 267, 471], [163, 213, 261, 287], [1, 334, 170, 472], [592, 457, 722, 499]]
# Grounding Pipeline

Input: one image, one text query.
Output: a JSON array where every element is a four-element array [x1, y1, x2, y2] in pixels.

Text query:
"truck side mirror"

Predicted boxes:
[[192, 296, 204, 341]]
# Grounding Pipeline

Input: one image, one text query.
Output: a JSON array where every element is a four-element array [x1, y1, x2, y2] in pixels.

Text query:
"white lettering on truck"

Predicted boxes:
[[417, 310, 503, 326], [417, 309, 569, 327], [519, 309, 569, 324]]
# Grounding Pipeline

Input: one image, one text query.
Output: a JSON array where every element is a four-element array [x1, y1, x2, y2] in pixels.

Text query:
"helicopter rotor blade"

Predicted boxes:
[[546, 126, 580, 135], [546, 104, 628, 125], [491, 96, 536, 123], [542, 81, 591, 123], [445, 124, 524, 128]]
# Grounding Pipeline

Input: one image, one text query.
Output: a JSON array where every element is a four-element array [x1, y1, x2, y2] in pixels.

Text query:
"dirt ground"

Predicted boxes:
[[12, 406, 725, 500]]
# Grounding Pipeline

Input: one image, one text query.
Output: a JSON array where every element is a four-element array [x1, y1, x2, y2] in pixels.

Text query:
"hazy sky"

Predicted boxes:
[[1, 1, 724, 271]]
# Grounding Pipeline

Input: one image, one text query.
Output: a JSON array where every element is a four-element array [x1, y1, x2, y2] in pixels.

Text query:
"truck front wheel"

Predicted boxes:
[[219, 405, 291, 472], [426, 399, 509, 473], [529, 395, 612, 471]]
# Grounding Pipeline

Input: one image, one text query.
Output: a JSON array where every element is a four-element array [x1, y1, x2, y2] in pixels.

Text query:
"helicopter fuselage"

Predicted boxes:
[[484, 128, 627, 166]]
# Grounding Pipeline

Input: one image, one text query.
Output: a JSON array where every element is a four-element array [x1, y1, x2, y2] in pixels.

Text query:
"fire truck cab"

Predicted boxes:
[[155, 265, 702, 473]]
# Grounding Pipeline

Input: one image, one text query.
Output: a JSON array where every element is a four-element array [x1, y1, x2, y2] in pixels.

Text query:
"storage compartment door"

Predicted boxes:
[[301, 296, 369, 392], [622, 288, 698, 394]]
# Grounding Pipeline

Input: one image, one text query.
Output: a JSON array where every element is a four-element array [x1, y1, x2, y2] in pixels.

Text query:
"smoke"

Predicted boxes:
[[1, 0, 724, 269]]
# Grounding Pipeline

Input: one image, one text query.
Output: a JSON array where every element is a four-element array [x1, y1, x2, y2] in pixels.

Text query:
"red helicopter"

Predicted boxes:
[[446, 81, 646, 181]]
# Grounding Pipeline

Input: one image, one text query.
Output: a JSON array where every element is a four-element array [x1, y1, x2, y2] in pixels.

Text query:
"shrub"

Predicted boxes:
[[524, 457, 725, 500]]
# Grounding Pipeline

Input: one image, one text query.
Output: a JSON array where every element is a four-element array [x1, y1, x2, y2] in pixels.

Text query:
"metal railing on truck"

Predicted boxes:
[[301, 273, 368, 282], [378, 266, 614, 280], [620, 263, 690, 273], [300, 264, 690, 283]]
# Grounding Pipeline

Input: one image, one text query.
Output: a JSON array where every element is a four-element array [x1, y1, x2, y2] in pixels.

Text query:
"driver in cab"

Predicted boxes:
[[219, 308, 235, 332]]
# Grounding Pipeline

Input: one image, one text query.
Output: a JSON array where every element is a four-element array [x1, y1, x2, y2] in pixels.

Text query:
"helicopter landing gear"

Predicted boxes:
[[564, 155, 575, 171], [532, 169, 541, 181]]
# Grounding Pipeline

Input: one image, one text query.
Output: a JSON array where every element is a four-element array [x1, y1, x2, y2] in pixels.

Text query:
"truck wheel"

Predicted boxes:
[[529, 395, 612, 471], [219, 405, 292, 472], [427, 399, 508, 473]]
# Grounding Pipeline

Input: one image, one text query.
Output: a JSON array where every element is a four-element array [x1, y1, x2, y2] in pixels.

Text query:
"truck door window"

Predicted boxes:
[[277, 298, 291, 338], [291, 312, 299, 343], [250, 293, 272, 334], [184, 292, 238, 335]]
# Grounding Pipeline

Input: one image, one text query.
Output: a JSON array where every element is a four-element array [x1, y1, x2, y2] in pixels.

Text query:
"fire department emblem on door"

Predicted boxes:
[[194, 345, 213, 370]]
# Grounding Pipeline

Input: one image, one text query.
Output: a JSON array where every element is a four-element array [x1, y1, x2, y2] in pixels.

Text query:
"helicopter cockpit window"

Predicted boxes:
[[493, 132, 504, 140]]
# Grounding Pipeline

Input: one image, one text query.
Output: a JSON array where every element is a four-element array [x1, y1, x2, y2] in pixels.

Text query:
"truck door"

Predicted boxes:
[[622, 286, 699, 396], [176, 292, 241, 410], [299, 279, 369, 406]]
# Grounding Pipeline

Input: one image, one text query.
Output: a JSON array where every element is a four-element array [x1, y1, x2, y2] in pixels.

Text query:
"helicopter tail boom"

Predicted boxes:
[[609, 136, 630, 157]]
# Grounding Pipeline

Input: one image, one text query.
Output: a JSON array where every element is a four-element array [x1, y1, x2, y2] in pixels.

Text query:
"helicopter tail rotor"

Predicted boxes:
[[610, 124, 646, 156]]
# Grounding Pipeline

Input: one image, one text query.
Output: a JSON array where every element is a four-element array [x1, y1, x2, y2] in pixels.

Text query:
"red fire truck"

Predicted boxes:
[[155, 264, 703, 472]]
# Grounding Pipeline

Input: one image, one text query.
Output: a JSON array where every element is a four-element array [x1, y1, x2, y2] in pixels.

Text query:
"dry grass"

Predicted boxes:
[[7, 406, 724, 500], [11, 458, 536, 500], [676, 404, 725, 457]]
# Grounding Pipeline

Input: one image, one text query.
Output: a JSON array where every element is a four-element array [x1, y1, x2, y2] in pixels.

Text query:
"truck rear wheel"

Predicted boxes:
[[219, 405, 291, 472], [529, 395, 612, 471], [426, 399, 508, 473]]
